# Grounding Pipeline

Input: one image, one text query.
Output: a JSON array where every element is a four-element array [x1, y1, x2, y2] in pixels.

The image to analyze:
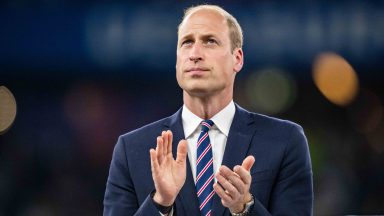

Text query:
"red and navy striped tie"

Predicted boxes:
[[196, 120, 215, 216]]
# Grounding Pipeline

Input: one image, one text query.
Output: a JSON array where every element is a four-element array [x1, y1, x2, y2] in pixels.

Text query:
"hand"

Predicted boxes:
[[213, 155, 255, 213], [149, 130, 188, 206]]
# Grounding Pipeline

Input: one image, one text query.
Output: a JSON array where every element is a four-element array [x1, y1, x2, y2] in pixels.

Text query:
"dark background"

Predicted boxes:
[[1, 0, 384, 215]]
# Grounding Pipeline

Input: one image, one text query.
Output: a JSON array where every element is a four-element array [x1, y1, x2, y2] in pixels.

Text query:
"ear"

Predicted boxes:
[[233, 48, 244, 73]]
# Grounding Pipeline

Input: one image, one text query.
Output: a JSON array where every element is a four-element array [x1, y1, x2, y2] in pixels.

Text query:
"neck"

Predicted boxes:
[[183, 91, 233, 119]]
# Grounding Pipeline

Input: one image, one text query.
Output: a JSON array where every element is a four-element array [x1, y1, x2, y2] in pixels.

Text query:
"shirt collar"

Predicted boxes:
[[182, 100, 236, 138]]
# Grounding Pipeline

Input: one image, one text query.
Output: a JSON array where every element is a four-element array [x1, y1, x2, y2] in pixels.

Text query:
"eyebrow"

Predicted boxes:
[[179, 33, 220, 42]]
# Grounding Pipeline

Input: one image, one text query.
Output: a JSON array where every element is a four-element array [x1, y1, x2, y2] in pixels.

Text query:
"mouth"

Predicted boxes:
[[185, 67, 210, 73]]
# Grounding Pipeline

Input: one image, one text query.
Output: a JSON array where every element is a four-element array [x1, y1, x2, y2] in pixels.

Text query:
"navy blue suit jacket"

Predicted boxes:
[[104, 105, 313, 215]]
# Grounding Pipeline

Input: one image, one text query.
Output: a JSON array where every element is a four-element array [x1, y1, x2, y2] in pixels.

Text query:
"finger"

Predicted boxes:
[[216, 171, 238, 199], [241, 155, 255, 171], [157, 136, 164, 164], [219, 166, 244, 194], [219, 166, 239, 178], [227, 172, 245, 194], [234, 165, 252, 185], [167, 130, 173, 155], [176, 140, 187, 164], [162, 131, 167, 157], [150, 149, 159, 175], [213, 182, 232, 207]]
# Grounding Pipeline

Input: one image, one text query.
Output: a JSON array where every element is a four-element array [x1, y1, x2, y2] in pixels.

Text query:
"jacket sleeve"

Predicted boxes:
[[103, 136, 160, 216], [248, 124, 313, 216]]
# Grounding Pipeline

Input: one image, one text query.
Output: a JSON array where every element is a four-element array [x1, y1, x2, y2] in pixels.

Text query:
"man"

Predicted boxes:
[[104, 4, 313, 216]]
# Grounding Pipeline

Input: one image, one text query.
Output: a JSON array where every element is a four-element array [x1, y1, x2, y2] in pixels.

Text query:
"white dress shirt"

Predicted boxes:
[[159, 101, 235, 216], [182, 101, 236, 183]]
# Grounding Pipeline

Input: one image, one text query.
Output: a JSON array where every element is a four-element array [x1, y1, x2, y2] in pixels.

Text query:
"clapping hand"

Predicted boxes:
[[149, 130, 188, 206]]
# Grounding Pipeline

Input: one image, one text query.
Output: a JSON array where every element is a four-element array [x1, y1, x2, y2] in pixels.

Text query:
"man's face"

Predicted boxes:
[[176, 9, 243, 98]]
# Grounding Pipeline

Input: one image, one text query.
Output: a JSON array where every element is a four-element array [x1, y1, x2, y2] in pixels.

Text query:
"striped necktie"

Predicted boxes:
[[196, 120, 215, 216]]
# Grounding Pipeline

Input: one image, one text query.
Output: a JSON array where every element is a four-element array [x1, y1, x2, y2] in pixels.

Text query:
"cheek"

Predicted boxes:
[[214, 55, 234, 73], [175, 57, 182, 75], [176, 53, 186, 69], [215, 52, 233, 64], [175, 64, 184, 85], [175, 67, 182, 82]]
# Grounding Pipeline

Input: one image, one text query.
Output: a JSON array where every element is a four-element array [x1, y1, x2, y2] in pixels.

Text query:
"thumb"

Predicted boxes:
[[176, 140, 187, 164], [241, 155, 255, 171]]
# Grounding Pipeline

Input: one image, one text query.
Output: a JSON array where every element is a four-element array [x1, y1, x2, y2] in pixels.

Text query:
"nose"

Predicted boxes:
[[189, 43, 203, 63]]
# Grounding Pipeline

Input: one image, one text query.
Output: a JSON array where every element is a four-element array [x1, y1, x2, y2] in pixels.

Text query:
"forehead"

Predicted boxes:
[[178, 9, 229, 38]]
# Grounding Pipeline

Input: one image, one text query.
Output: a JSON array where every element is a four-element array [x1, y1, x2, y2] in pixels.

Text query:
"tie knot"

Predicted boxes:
[[201, 120, 214, 132]]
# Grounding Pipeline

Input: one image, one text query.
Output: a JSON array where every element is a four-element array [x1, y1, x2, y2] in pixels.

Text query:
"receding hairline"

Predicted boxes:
[[178, 6, 229, 34], [177, 5, 244, 50]]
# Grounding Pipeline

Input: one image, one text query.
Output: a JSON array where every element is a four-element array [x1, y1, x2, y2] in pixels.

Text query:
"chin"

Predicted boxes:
[[186, 86, 223, 98], [182, 85, 208, 96]]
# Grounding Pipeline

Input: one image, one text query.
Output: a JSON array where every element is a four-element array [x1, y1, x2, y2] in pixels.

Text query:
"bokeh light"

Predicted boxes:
[[0, 86, 17, 134], [313, 52, 359, 106], [245, 68, 297, 115]]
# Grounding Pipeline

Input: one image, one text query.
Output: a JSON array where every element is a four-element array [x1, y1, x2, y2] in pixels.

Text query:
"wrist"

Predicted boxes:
[[243, 192, 253, 203], [152, 191, 174, 207], [230, 193, 252, 213], [151, 191, 174, 214], [230, 204, 246, 214], [230, 193, 254, 215]]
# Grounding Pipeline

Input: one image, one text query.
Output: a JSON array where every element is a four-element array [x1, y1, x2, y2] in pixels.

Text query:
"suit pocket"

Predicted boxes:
[[251, 169, 275, 183]]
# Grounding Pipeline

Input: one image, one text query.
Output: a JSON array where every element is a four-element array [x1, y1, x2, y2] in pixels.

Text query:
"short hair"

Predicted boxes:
[[178, 5, 243, 52]]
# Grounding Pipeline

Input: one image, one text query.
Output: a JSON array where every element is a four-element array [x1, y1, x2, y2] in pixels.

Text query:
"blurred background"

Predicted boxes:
[[1, 0, 384, 215]]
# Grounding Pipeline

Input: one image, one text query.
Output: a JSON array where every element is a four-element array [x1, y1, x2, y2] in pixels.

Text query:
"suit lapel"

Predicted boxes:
[[164, 108, 200, 215], [212, 104, 258, 216]]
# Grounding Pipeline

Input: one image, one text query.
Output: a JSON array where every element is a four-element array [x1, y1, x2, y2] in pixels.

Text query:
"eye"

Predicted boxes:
[[181, 39, 193, 46], [206, 38, 217, 45]]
